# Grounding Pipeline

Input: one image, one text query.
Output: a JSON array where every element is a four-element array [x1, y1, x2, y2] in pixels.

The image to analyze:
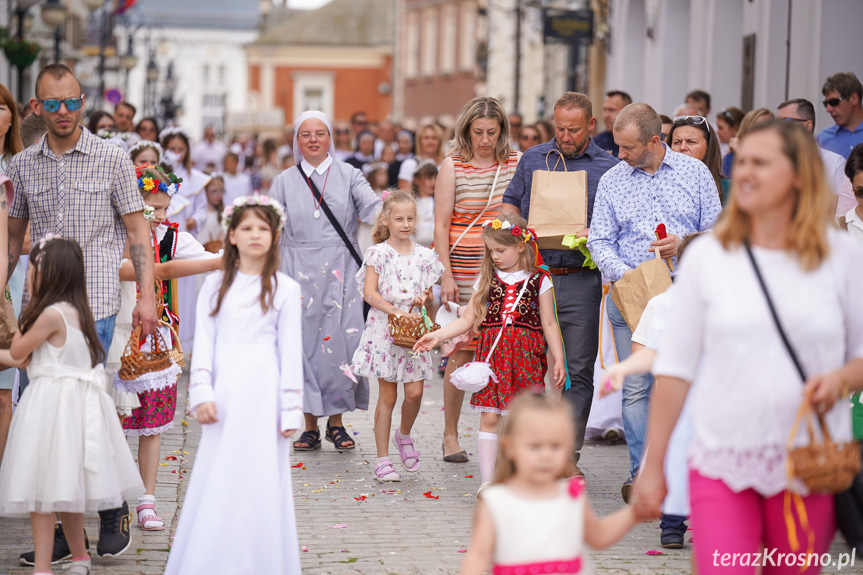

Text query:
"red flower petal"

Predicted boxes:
[[423, 491, 440, 499]]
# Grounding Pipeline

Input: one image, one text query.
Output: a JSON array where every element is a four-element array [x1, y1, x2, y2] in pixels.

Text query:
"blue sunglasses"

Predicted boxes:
[[40, 96, 83, 113]]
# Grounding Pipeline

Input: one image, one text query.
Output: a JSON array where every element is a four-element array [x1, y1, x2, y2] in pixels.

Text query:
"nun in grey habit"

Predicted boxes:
[[269, 110, 381, 451]]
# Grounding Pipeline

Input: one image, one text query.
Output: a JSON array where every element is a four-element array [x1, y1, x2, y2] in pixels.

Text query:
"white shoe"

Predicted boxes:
[[601, 427, 622, 442], [476, 482, 492, 499], [68, 558, 91, 575]]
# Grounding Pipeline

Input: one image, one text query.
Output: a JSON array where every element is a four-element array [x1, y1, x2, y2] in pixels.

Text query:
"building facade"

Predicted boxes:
[[247, 0, 393, 127]]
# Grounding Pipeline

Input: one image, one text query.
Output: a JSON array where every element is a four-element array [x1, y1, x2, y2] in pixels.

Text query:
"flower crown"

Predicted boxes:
[[159, 125, 191, 143], [97, 128, 133, 141], [135, 162, 183, 197], [221, 194, 286, 231], [34, 233, 61, 264], [482, 218, 537, 243], [129, 140, 164, 163]]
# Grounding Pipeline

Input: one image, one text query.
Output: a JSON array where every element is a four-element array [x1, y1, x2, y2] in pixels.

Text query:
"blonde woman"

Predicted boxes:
[[635, 121, 863, 573], [398, 123, 446, 189], [434, 97, 521, 462]]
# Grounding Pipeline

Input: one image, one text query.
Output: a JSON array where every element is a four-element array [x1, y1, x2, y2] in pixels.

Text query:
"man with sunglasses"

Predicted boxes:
[[777, 98, 856, 217], [7, 63, 157, 566], [817, 72, 863, 159]]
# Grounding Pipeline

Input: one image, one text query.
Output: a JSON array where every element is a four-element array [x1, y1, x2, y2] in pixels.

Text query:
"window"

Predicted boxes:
[[421, 7, 437, 77], [406, 12, 419, 79], [440, 4, 457, 74], [218, 64, 226, 87], [291, 72, 334, 119], [459, 2, 477, 73], [202, 93, 226, 134], [203, 64, 210, 86]]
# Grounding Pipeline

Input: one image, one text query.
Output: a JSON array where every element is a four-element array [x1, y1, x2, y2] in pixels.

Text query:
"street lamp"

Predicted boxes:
[[121, 36, 138, 100], [14, 0, 41, 103], [41, 0, 68, 63], [145, 54, 158, 117], [85, 0, 110, 110]]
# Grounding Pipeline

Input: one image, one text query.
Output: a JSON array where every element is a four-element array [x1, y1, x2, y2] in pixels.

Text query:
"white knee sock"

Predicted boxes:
[[477, 431, 498, 484]]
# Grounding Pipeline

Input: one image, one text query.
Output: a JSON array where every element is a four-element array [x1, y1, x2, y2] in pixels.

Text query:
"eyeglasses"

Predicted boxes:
[[298, 131, 329, 141], [823, 97, 844, 108], [672, 115, 712, 140], [40, 96, 83, 113], [335, 129, 350, 135], [520, 134, 540, 141], [781, 117, 808, 123]]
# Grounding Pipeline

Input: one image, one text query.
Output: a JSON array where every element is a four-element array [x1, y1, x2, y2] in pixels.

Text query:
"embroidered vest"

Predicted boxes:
[[481, 272, 545, 332]]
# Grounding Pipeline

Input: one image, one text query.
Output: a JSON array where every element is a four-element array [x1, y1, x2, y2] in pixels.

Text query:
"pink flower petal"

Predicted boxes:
[[646, 550, 666, 556]]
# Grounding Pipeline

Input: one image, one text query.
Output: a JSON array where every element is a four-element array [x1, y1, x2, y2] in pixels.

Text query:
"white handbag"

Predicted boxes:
[[449, 276, 532, 394]]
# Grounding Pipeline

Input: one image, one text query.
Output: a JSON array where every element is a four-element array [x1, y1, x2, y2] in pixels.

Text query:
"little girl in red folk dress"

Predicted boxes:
[[116, 164, 220, 532], [415, 214, 565, 495]]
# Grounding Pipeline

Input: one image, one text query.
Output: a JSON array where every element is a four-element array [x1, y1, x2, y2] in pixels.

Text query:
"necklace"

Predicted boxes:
[[304, 165, 331, 219]]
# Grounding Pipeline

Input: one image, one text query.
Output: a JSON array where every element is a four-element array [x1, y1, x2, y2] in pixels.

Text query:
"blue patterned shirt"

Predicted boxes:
[[588, 144, 722, 282]]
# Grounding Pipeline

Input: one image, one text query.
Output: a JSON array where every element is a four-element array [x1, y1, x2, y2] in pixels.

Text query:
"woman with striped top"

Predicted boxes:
[[434, 97, 521, 462]]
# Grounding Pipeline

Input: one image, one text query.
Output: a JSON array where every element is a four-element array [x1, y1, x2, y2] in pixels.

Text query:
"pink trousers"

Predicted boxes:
[[689, 470, 836, 574]]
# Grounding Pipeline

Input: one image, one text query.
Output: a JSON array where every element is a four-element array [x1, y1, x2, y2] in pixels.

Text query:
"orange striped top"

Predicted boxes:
[[448, 151, 520, 302]]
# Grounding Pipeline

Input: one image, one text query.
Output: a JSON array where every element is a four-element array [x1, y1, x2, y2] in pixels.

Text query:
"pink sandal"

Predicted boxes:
[[374, 460, 401, 482], [393, 428, 421, 472], [136, 503, 165, 531]]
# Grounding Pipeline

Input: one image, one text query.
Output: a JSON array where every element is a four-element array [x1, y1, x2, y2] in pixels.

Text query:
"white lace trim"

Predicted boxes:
[[468, 405, 509, 416], [189, 369, 212, 388], [113, 363, 181, 394], [280, 389, 303, 412], [116, 407, 133, 418], [690, 440, 808, 498], [123, 422, 174, 437]]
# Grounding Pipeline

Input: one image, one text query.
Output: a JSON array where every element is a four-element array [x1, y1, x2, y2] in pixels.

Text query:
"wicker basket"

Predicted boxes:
[[388, 305, 440, 349], [117, 324, 174, 381], [788, 402, 861, 493], [161, 321, 185, 368]]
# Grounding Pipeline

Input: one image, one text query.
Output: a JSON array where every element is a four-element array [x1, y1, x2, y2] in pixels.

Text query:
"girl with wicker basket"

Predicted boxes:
[[116, 163, 220, 532], [0, 237, 144, 575], [414, 214, 566, 495], [164, 194, 303, 575], [350, 190, 444, 482]]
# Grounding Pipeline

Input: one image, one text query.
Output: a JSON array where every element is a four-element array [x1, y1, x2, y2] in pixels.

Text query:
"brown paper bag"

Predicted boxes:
[[528, 150, 588, 250], [0, 288, 18, 372], [611, 248, 672, 332]]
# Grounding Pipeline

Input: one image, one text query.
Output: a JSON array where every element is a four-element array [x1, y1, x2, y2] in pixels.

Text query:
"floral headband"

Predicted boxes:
[[129, 140, 164, 163], [135, 162, 183, 197], [482, 218, 537, 244], [159, 125, 191, 143], [221, 194, 286, 231], [34, 233, 61, 264]]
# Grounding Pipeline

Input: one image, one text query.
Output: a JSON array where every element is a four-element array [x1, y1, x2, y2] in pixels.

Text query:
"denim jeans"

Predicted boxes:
[[18, 314, 116, 397], [606, 293, 654, 477], [553, 270, 602, 462]]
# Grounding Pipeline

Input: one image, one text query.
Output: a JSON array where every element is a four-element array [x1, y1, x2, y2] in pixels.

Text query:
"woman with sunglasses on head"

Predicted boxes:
[[666, 115, 729, 204]]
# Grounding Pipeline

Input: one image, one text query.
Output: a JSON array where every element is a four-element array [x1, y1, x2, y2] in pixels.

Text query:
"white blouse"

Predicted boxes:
[[653, 231, 863, 496]]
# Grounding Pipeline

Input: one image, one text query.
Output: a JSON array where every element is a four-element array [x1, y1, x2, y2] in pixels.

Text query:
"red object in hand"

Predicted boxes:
[[655, 223, 667, 240]]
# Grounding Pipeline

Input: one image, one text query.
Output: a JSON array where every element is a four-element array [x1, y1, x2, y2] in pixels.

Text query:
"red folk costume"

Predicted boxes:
[[469, 270, 549, 415]]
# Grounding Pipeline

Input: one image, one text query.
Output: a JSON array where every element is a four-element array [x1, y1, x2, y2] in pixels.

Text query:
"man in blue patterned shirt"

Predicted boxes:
[[588, 103, 721, 506]]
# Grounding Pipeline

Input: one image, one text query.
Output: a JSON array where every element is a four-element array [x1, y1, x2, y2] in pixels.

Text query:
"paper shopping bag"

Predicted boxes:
[[0, 288, 18, 372], [528, 150, 588, 250], [610, 248, 672, 332]]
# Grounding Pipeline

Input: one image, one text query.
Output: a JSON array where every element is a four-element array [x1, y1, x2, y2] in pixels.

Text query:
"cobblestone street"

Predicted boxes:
[[0, 356, 855, 574]]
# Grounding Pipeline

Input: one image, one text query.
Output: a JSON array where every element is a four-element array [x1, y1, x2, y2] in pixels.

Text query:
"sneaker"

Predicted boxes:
[[601, 427, 621, 442], [96, 502, 132, 558], [621, 476, 634, 504], [18, 523, 89, 566], [660, 530, 685, 549]]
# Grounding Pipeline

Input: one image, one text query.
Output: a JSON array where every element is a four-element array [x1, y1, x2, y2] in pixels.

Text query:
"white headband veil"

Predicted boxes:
[[292, 110, 337, 164]]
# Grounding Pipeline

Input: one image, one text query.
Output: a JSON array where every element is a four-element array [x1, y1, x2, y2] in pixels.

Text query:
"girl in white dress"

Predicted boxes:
[[164, 194, 303, 575], [0, 237, 143, 575], [460, 394, 641, 575], [351, 190, 444, 482]]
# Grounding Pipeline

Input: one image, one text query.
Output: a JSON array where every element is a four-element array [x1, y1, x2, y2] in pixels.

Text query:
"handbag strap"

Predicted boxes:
[[545, 148, 567, 172], [743, 240, 807, 382], [482, 273, 533, 363], [299, 163, 363, 267], [449, 162, 504, 256]]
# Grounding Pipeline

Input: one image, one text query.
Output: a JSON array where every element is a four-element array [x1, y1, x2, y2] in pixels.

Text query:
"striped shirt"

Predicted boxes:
[[8, 128, 145, 320]]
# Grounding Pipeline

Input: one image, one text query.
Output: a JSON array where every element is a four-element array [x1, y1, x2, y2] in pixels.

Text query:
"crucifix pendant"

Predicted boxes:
[[314, 209, 321, 219]]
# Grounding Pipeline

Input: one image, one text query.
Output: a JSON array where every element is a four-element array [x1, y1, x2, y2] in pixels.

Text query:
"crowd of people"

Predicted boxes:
[[0, 60, 861, 575]]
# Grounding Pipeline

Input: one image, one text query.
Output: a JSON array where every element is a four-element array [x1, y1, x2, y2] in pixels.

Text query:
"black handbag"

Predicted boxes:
[[745, 240, 863, 554], [299, 164, 371, 321]]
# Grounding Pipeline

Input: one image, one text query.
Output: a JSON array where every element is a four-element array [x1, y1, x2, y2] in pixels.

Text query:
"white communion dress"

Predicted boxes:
[[482, 478, 592, 575], [164, 271, 304, 575], [0, 303, 143, 516]]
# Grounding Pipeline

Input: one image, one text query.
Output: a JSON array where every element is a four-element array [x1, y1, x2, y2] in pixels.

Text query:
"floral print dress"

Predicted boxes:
[[351, 241, 444, 383]]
